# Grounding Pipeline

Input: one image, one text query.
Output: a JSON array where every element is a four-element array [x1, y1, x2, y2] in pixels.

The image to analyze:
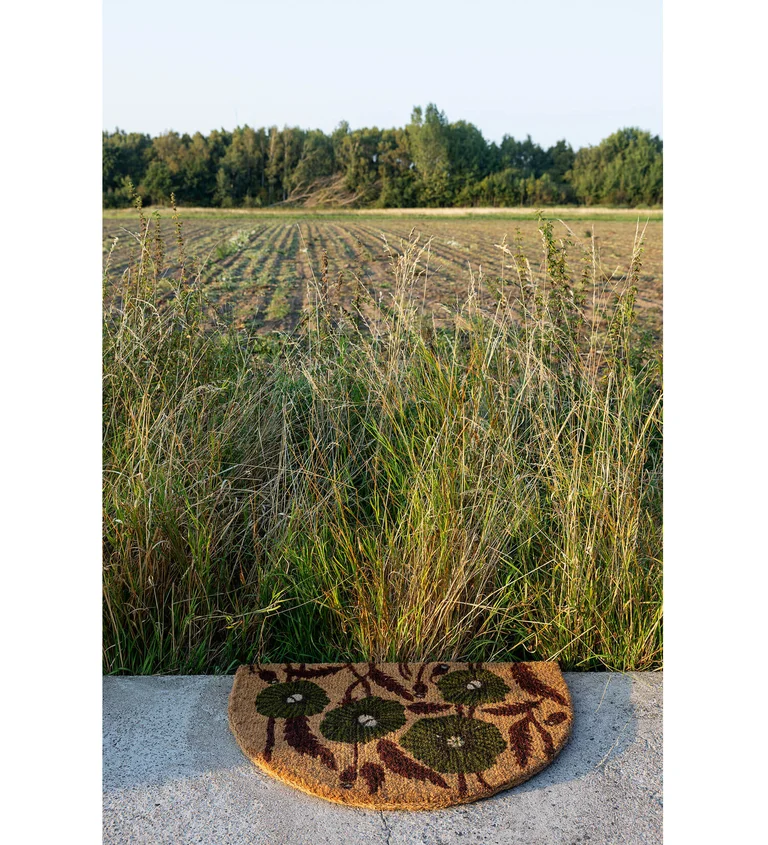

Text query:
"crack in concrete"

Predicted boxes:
[[379, 809, 393, 845]]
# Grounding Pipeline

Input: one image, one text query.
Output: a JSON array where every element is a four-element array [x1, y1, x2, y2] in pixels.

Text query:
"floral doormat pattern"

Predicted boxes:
[[228, 662, 572, 810]]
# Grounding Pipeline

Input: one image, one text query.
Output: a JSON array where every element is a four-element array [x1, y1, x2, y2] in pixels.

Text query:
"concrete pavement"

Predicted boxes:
[[103, 672, 662, 844]]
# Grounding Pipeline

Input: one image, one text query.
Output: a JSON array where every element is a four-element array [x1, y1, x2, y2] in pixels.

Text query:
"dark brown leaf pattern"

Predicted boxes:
[[377, 739, 449, 789], [508, 716, 534, 768], [509, 663, 568, 706], [407, 702, 453, 714], [342, 664, 372, 702], [291, 664, 346, 679], [413, 663, 430, 698], [360, 761, 386, 795], [283, 715, 337, 770], [256, 667, 278, 684], [430, 664, 451, 680], [476, 771, 492, 791], [244, 662, 569, 801], [367, 663, 415, 701], [482, 701, 539, 717], [531, 716, 555, 758], [264, 715, 275, 762]]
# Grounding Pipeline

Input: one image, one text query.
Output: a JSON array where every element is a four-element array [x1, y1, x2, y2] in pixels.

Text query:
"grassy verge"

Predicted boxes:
[[103, 206, 663, 223], [103, 203, 662, 674]]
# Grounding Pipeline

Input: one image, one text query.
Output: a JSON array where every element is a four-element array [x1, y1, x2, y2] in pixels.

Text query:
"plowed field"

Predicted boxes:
[[103, 214, 662, 337]]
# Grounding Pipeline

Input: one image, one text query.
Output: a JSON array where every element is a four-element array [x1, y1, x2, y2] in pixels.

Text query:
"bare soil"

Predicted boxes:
[[103, 215, 662, 338]]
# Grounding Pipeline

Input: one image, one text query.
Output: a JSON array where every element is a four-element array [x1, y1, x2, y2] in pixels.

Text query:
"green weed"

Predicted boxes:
[[103, 204, 662, 674]]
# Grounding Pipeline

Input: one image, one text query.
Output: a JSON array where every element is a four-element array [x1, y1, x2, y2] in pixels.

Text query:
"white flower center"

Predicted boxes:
[[466, 679, 483, 690], [357, 714, 378, 728], [447, 735, 465, 749], [286, 693, 304, 704]]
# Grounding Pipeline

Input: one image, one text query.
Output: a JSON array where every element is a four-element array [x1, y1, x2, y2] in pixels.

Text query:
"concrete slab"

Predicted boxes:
[[103, 672, 662, 845]]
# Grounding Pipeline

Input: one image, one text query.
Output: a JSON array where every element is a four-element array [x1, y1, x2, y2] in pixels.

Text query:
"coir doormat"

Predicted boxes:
[[229, 662, 572, 810]]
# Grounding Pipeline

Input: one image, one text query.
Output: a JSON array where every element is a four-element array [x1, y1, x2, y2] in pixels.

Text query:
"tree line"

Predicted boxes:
[[103, 104, 662, 209]]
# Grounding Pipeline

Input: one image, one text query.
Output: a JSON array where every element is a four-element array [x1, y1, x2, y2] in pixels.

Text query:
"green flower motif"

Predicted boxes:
[[320, 696, 406, 744], [400, 715, 506, 774], [255, 680, 329, 719], [436, 668, 510, 705]]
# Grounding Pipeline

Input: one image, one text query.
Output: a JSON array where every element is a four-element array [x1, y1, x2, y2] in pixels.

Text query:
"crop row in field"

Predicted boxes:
[[103, 216, 662, 336]]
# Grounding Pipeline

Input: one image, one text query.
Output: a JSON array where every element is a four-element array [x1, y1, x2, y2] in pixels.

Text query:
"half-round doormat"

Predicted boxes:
[[229, 662, 572, 810]]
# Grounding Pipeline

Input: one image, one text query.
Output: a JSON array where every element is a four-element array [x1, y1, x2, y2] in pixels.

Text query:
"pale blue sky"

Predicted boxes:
[[103, 0, 661, 148]]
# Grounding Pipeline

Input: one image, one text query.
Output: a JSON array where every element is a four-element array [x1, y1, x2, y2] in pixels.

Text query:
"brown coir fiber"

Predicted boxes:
[[229, 662, 572, 810]]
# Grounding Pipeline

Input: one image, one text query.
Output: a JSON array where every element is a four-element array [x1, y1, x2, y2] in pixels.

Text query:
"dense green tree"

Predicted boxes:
[[102, 112, 662, 209], [214, 125, 268, 206], [331, 121, 350, 164], [139, 131, 188, 204], [447, 120, 491, 194], [102, 130, 152, 206], [545, 140, 576, 183], [290, 129, 335, 195], [455, 168, 521, 206], [570, 128, 663, 206], [336, 127, 382, 203], [498, 134, 549, 178], [180, 132, 216, 205], [376, 128, 418, 207], [265, 126, 305, 203], [408, 104, 451, 206], [141, 160, 175, 205]]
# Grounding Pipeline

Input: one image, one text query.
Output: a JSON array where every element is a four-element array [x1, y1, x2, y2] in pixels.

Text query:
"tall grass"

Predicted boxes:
[[103, 204, 662, 674]]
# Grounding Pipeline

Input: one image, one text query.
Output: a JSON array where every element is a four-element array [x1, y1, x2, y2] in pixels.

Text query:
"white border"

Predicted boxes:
[[3, 1, 102, 841], [665, 1, 767, 842]]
